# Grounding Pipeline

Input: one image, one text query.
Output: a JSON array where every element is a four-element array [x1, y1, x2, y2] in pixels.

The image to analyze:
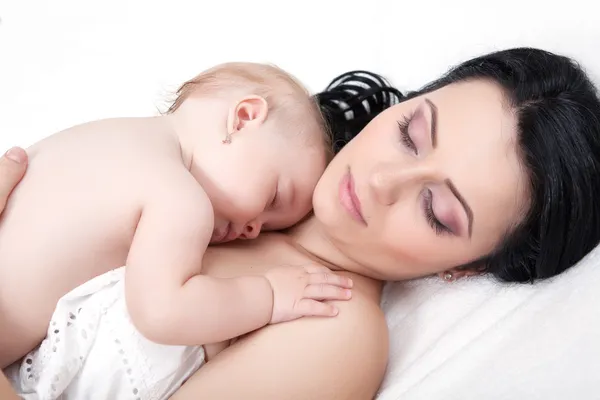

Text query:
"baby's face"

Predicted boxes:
[[209, 128, 327, 244]]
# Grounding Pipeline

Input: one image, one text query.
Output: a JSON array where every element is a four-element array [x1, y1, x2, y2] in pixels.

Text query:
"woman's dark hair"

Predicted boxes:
[[315, 71, 405, 153], [314, 47, 600, 283]]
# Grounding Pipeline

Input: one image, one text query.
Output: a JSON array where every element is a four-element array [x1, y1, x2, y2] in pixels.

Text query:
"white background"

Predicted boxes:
[[0, 0, 598, 151], [1, 2, 599, 398]]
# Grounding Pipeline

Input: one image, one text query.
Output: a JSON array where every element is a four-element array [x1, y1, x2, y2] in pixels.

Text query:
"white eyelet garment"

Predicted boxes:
[[5, 267, 205, 400]]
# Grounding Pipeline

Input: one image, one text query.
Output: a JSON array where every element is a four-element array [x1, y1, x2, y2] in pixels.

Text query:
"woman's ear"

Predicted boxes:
[[226, 95, 269, 136]]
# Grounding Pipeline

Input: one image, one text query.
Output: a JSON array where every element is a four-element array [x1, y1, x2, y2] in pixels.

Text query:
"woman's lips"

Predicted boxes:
[[339, 169, 367, 225]]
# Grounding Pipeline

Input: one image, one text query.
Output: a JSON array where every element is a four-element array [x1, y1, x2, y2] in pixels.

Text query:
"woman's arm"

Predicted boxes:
[[171, 288, 389, 400], [0, 147, 27, 400], [0, 147, 27, 212]]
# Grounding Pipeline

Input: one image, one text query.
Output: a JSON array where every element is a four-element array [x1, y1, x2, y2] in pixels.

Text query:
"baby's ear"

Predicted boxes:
[[227, 95, 269, 134]]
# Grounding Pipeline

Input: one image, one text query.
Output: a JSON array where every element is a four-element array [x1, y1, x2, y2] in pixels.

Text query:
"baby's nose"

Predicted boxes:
[[239, 220, 262, 240]]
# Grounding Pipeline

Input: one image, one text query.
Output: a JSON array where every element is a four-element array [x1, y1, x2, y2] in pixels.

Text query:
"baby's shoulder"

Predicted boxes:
[[31, 117, 177, 161], [29, 117, 182, 180]]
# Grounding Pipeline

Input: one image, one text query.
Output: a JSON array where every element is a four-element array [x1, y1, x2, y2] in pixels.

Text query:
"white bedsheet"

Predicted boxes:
[[377, 244, 600, 400]]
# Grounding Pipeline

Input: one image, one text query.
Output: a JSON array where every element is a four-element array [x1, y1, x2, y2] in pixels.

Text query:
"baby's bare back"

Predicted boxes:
[[0, 116, 182, 367]]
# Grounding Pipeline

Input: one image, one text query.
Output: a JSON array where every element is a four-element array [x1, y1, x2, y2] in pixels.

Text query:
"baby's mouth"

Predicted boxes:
[[210, 222, 230, 244], [211, 222, 241, 244]]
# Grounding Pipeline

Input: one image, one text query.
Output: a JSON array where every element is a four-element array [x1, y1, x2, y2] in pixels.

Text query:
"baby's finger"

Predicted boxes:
[[295, 299, 339, 317], [304, 284, 352, 301], [307, 272, 353, 289], [303, 264, 333, 274]]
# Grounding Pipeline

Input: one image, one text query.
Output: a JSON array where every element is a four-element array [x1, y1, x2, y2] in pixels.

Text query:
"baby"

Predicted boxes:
[[0, 63, 353, 397]]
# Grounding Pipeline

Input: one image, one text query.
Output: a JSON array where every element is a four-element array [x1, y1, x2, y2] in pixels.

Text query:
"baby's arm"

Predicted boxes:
[[125, 163, 351, 346], [125, 163, 274, 345]]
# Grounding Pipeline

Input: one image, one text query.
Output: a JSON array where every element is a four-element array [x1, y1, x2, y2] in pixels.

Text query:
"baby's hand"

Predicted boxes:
[[264, 264, 353, 324]]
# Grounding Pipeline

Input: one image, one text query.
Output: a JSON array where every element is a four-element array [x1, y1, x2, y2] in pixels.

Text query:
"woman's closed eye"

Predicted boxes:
[[397, 115, 418, 155], [423, 189, 453, 236], [398, 115, 451, 235]]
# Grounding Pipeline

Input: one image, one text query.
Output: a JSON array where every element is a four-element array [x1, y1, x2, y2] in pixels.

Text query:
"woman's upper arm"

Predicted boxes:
[[171, 297, 389, 400]]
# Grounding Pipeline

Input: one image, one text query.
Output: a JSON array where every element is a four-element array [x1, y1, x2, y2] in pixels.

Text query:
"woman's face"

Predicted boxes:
[[312, 80, 529, 280]]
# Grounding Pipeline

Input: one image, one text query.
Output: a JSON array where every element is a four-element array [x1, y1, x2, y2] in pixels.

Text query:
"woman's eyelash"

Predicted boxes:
[[397, 115, 418, 155], [423, 189, 451, 236]]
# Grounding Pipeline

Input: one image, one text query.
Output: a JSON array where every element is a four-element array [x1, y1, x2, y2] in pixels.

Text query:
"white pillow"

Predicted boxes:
[[378, 244, 600, 400]]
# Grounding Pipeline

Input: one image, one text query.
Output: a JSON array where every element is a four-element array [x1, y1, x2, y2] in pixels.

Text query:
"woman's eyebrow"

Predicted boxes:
[[444, 178, 474, 238], [424, 98, 438, 147], [426, 97, 473, 237]]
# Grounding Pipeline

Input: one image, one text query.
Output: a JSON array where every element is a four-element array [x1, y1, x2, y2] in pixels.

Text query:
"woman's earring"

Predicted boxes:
[[443, 271, 454, 282]]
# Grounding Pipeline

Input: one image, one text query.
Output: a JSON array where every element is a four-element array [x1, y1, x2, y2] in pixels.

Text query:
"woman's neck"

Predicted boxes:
[[288, 215, 376, 277], [287, 216, 383, 299]]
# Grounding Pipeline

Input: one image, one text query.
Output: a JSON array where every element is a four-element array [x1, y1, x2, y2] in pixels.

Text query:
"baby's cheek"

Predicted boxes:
[[294, 193, 316, 223], [278, 208, 308, 230], [306, 167, 326, 192], [243, 198, 268, 220], [229, 192, 266, 223]]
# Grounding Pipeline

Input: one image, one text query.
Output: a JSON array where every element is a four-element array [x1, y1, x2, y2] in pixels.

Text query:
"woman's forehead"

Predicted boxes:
[[428, 81, 527, 239], [432, 80, 511, 125]]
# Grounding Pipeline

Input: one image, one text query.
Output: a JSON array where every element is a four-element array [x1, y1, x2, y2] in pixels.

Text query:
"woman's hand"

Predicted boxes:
[[0, 147, 26, 398], [0, 147, 27, 215]]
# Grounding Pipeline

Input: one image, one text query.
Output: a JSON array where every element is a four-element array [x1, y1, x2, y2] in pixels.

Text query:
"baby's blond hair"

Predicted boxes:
[[167, 62, 331, 151]]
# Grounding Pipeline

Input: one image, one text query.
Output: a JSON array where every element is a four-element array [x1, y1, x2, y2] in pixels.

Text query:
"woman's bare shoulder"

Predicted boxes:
[[173, 274, 389, 400]]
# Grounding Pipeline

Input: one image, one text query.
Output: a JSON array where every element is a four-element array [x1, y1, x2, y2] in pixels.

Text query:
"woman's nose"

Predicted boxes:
[[368, 163, 431, 206], [239, 220, 262, 240]]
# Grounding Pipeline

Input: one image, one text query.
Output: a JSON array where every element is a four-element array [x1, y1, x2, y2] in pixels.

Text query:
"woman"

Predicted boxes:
[[1, 47, 600, 399]]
